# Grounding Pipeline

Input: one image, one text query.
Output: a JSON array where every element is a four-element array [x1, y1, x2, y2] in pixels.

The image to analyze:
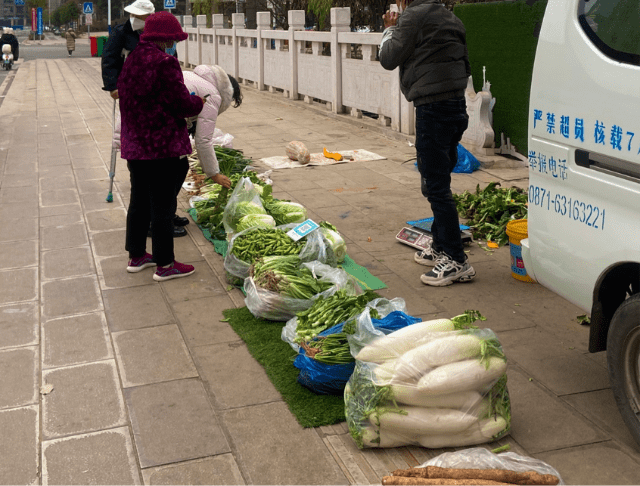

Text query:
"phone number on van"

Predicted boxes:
[[528, 185, 605, 230]]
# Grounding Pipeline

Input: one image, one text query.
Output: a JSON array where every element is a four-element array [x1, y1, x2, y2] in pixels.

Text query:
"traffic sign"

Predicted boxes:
[[86, 13, 92, 25], [37, 7, 42, 35], [14, 0, 24, 5], [83, 2, 93, 14], [164, 0, 175, 9]]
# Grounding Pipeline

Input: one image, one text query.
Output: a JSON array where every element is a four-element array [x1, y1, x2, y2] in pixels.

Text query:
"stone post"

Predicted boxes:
[[256, 11, 270, 91], [196, 15, 207, 65], [231, 13, 245, 79], [288, 10, 305, 100], [330, 7, 350, 114], [211, 14, 223, 65]]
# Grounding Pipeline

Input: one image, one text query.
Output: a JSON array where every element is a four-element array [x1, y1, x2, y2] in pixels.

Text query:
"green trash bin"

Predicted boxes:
[[97, 36, 109, 57]]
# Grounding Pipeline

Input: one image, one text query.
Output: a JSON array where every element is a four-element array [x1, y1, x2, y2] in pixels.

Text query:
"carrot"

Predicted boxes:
[[381, 477, 515, 485], [390, 467, 559, 486]]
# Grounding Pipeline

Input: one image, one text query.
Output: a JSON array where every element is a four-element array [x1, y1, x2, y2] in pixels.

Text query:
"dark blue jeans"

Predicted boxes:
[[415, 98, 469, 263]]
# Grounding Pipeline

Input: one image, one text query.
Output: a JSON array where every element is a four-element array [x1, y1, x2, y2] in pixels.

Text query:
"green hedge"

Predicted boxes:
[[454, 0, 548, 155]]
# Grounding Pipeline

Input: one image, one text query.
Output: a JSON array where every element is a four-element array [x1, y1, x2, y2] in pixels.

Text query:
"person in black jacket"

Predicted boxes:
[[101, 0, 155, 100], [0, 28, 19, 61], [379, 0, 476, 287]]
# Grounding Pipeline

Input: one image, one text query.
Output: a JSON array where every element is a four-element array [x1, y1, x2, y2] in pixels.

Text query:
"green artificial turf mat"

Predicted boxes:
[[341, 255, 387, 291], [222, 306, 346, 428]]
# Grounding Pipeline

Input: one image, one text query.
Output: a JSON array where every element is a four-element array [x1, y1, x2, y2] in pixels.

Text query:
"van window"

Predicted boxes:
[[578, 0, 640, 65]]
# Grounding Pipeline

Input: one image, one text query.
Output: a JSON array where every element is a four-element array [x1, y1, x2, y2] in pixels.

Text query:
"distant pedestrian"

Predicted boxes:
[[65, 28, 76, 56], [379, 0, 476, 287], [0, 28, 19, 61], [118, 11, 205, 281]]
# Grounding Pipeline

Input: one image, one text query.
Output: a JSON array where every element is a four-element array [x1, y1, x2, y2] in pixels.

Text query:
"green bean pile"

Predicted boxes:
[[294, 290, 379, 343], [231, 228, 304, 263]]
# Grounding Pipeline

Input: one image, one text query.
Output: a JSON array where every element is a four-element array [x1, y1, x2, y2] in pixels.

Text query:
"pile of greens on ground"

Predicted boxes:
[[453, 182, 528, 246]]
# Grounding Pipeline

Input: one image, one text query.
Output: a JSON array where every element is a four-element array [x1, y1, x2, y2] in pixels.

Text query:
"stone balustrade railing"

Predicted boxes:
[[176, 7, 496, 151]]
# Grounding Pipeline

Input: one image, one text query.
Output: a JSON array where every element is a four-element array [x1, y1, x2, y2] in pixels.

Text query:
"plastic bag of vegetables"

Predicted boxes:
[[345, 318, 511, 450], [319, 221, 347, 263], [224, 224, 337, 286], [244, 259, 359, 321], [263, 200, 307, 226], [222, 177, 268, 234], [293, 299, 420, 395]]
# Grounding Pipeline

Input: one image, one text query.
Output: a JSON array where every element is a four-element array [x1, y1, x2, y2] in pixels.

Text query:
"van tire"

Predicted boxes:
[[607, 293, 640, 445]]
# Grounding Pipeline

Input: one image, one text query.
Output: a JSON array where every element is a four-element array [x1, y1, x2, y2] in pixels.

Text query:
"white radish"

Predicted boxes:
[[392, 333, 483, 382], [387, 387, 483, 410], [355, 320, 455, 363], [416, 416, 508, 449], [417, 357, 507, 394], [369, 406, 477, 435], [361, 425, 410, 448], [371, 360, 398, 385]]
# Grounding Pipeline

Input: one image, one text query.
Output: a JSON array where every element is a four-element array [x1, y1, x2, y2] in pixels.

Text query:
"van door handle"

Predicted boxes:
[[575, 148, 640, 181]]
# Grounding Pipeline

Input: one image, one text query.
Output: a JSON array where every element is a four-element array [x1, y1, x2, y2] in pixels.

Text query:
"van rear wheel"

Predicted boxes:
[[607, 293, 640, 445]]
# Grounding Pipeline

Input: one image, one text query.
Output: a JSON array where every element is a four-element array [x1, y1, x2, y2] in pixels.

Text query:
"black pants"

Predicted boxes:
[[415, 98, 469, 263], [125, 157, 181, 267], [172, 156, 190, 216]]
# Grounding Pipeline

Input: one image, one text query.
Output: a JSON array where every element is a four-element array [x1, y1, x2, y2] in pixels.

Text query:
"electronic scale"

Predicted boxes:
[[396, 218, 473, 251]]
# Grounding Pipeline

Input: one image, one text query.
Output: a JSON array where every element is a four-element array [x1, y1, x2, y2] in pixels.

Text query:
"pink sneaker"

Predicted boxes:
[[127, 253, 156, 273], [153, 261, 195, 282]]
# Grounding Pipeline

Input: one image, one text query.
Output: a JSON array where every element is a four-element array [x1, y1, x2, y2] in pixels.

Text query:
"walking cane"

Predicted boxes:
[[106, 99, 117, 203]]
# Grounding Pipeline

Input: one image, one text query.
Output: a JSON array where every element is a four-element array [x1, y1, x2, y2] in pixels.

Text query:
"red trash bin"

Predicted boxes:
[[90, 36, 98, 57]]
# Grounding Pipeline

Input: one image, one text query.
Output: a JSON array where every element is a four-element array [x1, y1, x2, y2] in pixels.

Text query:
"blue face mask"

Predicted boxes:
[[165, 42, 177, 56]]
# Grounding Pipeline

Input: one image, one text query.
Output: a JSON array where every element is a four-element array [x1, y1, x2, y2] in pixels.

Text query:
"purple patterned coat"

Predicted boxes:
[[117, 40, 203, 160]]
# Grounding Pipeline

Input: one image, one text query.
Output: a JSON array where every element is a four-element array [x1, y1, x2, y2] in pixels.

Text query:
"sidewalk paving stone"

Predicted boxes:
[[112, 324, 198, 388], [0, 239, 38, 270], [0, 406, 39, 485], [41, 222, 88, 251], [0, 267, 38, 304], [42, 361, 127, 439], [85, 207, 127, 232], [97, 255, 157, 289], [159, 263, 226, 303], [103, 284, 175, 332], [40, 188, 80, 207], [39, 211, 84, 227], [124, 378, 230, 468], [42, 274, 102, 318], [42, 312, 112, 369], [193, 341, 282, 409], [0, 347, 38, 409], [536, 442, 640, 485], [220, 401, 349, 485], [89, 229, 128, 257], [507, 365, 607, 453], [172, 294, 239, 347], [0, 302, 39, 350], [42, 246, 95, 280], [142, 454, 246, 485], [42, 427, 141, 485]]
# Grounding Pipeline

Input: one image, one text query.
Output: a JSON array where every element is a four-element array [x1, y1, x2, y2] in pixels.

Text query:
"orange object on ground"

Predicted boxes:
[[323, 147, 343, 161]]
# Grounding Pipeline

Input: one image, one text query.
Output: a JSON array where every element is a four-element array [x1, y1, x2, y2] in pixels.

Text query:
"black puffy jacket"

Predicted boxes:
[[0, 34, 19, 61], [379, 0, 471, 106], [101, 20, 140, 92]]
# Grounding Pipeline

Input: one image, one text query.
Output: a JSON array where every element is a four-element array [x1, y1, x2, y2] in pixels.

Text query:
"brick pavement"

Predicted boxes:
[[1, 57, 640, 485]]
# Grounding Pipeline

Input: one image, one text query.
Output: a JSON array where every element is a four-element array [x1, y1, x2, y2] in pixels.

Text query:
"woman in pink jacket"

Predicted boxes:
[[182, 65, 242, 190], [118, 11, 205, 281]]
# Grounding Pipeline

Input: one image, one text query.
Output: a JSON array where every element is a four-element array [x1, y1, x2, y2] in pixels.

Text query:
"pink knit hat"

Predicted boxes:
[[140, 11, 188, 42]]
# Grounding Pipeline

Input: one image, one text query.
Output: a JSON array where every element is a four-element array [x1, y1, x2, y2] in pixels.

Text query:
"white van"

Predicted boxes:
[[522, 0, 640, 443]]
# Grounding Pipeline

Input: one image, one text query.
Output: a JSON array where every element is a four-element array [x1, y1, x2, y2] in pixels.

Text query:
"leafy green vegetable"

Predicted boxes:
[[264, 200, 307, 225], [236, 214, 275, 233], [252, 255, 334, 300], [453, 182, 528, 246]]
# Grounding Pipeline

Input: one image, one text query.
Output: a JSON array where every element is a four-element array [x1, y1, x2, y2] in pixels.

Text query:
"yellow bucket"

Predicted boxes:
[[505, 219, 535, 283]]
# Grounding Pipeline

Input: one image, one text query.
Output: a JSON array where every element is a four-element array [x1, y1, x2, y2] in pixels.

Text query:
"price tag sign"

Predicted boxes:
[[287, 219, 319, 241]]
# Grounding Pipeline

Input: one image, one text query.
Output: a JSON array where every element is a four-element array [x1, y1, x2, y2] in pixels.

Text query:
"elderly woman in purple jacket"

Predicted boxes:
[[118, 11, 205, 282]]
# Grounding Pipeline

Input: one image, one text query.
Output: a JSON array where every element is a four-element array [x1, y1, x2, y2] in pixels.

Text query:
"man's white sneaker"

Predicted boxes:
[[414, 240, 445, 267], [420, 255, 476, 286]]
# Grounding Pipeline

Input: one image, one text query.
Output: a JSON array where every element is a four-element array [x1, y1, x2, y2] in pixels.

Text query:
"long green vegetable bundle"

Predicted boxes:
[[252, 255, 334, 300], [294, 290, 380, 343], [231, 228, 304, 263], [453, 182, 527, 246]]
